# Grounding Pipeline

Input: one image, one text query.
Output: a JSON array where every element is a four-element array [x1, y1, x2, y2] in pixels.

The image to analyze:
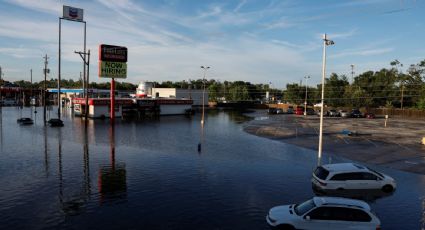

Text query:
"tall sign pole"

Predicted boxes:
[[111, 78, 115, 122], [83, 21, 87, 99], [98, 44, 128, 123], [58, 17, 62, 119], [59, 5, 85, 123]]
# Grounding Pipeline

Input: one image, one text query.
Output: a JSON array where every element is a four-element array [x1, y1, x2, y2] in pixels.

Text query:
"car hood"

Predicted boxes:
[[268, 204, 297, 223]]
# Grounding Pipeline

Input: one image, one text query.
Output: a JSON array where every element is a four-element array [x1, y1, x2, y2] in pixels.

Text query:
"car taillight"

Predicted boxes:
[[376, 225, 381, 230]]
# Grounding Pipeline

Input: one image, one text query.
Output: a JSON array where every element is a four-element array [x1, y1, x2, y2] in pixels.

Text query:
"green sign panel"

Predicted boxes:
[[99, 61, 127, 79]]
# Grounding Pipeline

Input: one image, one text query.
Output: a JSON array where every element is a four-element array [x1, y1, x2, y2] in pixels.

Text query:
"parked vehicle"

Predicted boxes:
[[295, 107, 304, 115], [276, 108, 284, 114], [266, 196, 381, 230], [268, 108, 277, 114], [286, 107, 294, 114], [365, 113, 374, 118], [317, 110, 329, 117], [339, 110, 349, 118], [350, 109, 363, 118], [328, 109, 340, 117], [312, 163, 396, 192], [306, 108, 316, 115]]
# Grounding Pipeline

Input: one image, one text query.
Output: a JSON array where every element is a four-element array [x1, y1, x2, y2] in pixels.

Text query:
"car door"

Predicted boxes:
[[344, 173, 368, 189], [299, 207, 331, 230], [360, 172, 379, 189], [327, 207, 373, 229]]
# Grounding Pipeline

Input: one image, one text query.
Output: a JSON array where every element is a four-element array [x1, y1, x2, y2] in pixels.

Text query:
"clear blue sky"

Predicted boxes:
[[0, 0, 424, 88]]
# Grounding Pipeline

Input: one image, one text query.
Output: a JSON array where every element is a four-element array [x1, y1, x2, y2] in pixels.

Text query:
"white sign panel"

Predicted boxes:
[[63, 5, 84, 21]]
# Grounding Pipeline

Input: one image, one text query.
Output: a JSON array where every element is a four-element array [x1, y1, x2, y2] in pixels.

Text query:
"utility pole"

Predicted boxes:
[[75, 49, 90, 125], [80, 72, 84, 97], [43, 54, 49, 125]]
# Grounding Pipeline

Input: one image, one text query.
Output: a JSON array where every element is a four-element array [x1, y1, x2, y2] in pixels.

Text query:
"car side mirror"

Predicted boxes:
[[305, 215, 311, 220]]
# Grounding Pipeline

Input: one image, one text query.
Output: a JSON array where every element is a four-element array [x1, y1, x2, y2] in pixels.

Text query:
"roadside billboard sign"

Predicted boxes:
[[99, 61, 127, 79], [63, 6, 84, 22], [99, 44, 128, 62], [99, 44, 128, 79]]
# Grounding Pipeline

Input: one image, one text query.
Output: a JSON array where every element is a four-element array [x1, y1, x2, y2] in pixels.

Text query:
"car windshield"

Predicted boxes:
[[294, 199, 316, 216]]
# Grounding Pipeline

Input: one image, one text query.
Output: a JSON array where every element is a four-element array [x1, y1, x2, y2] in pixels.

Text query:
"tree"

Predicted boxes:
[[324, 73, 349, 107]]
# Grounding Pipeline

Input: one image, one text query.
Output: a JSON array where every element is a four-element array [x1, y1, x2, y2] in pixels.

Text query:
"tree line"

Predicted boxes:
[[283, 60, 425, 109], [2, 59, 424, 109]]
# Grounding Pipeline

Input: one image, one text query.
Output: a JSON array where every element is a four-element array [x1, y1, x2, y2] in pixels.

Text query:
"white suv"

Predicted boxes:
[[266, 196, 381, 230], [312, 163, 396, 192]]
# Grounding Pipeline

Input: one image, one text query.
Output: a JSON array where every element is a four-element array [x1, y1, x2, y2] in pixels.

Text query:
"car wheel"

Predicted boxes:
[[277, 224, 295, 230], [382, 185, 394, 193], [337, 187, 344, 191]]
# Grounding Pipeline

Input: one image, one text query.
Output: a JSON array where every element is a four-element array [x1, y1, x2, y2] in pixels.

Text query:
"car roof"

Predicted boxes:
[[313, 197, 371, 211], [321, 163, 367, 173]]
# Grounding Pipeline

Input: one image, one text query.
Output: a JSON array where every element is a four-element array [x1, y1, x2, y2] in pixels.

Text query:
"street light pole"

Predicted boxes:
[[304, 76, 310, 116], [318, 34, 334, 166], [200, 66, 210, 126], [43, 54, 49, 125]]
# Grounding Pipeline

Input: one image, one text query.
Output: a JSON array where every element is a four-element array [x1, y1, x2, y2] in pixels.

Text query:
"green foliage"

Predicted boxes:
[[3, 59, 425, 109]]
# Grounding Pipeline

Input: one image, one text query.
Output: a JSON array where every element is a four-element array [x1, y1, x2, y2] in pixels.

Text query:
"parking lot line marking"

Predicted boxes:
[[363, 138, 378, 147], [338, 136, 350, 144]]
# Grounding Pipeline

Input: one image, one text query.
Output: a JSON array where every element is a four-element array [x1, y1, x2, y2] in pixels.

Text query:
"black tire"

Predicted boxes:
[[336, 187, 344, 191], [277, 224, 295, 230], [382, 185, 394, 193]]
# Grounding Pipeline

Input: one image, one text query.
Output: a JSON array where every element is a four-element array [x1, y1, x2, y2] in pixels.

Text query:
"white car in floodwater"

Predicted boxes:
[[312, 163, 396, 192], [266, 197, 381, 230]]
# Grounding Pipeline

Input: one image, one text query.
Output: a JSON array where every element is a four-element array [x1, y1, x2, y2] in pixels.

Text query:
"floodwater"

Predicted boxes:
[[0, 107, 424, 230]]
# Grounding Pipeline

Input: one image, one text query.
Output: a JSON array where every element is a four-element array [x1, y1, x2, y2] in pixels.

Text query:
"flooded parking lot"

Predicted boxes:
[[0, 107, 424, 229]]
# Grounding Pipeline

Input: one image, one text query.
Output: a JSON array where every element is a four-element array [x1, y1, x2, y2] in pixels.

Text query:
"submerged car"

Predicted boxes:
[[276, 108, 284, 114], [48, 118, 64, 127], [17, 117, 33, 125], [312, 163, 396, 192], [268, 108, 277, 114], [266, 196, 381, 230]]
